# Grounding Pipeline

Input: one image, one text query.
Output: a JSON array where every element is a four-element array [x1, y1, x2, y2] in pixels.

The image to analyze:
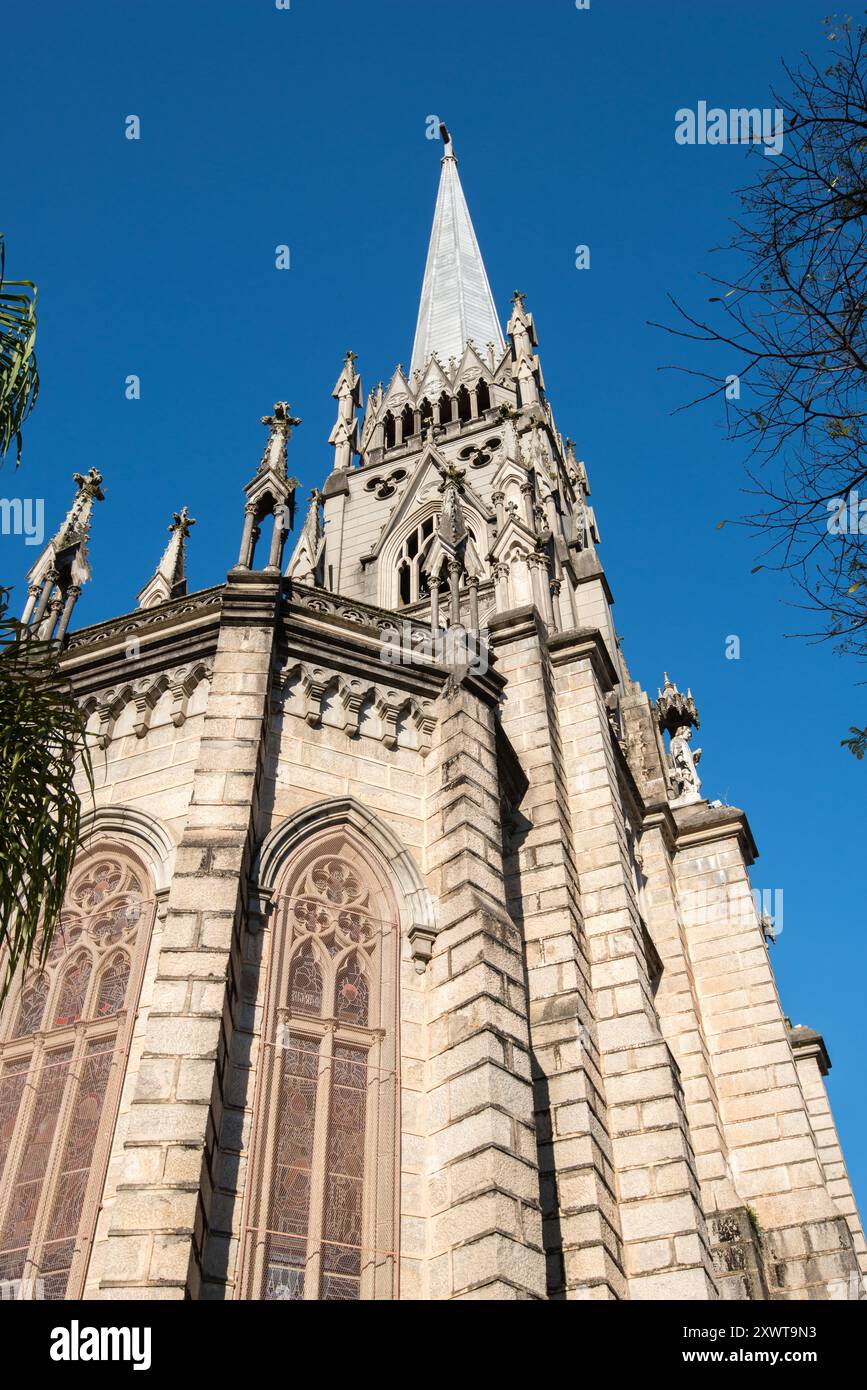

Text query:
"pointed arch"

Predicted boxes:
[[286, 938, 325, 1017], [94, 951, 131, 1019], [240, 799, 435, 1303], [0, 842, 156, 1299], [254, 796, 436, 968], [52, 952, 92, 1029], [334, 952, 370, 1028], [76, 805, 176, 892]]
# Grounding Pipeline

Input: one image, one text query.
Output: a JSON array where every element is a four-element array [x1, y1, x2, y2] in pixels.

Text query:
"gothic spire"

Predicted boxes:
[[235, 402, 301, 573], [410, 123, 506, 376], [137, 506, 196, 609], [22, 468, 105, 641], [328, 349, 361, 472]]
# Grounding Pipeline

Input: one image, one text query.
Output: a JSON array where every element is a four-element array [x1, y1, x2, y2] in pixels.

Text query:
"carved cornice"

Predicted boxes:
[[63, 585, 224, 652], [81, 659, 214, 746], [487, 603, 545, 647], [275, 659, 438, 758]]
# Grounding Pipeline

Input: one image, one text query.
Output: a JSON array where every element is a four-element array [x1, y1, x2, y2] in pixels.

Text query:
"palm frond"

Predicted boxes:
[[0, 588, 93, 1001], [0, 233, 39, 466]]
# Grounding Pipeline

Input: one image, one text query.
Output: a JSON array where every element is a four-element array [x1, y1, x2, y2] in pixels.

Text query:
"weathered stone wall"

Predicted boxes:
[[41, 579, 863, 1304], [671, 816, 862, 1299]]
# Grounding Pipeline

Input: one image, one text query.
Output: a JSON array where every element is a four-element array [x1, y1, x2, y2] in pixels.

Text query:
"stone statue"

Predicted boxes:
[[669, 724, 702, 805]]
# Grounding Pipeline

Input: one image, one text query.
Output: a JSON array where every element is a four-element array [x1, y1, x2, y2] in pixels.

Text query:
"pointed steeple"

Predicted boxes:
[[23, 468, 105, 641], [328, 350, 361, 471], [422, 461, 484, 630], [137, 506, 196, 609], [410, 123, 506, 376], [286, 488, 325, 585]]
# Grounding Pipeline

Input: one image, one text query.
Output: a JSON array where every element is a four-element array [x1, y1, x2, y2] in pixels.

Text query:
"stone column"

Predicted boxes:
[[97, 569, 281, 1300], [637, 805, 739, 1219], [490, 607, 626, 1300], [548, 629, 717, 1300], [421, 676, 547, 1299], [32, 568, 58, 628], [21, 582, 41, 625], [55, 584, 81, 644], [237, 504, 257, 570]]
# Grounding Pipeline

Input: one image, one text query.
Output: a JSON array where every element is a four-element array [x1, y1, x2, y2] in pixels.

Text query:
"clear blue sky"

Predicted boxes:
[[2, 1, 865, 1218]]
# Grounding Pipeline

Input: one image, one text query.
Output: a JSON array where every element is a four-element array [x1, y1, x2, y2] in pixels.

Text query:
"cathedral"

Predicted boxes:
[[2, 125, 864, 1302]]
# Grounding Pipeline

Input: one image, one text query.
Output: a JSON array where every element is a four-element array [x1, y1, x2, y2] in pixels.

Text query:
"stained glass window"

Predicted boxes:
[[0, 848, 153, 1300], [53, 955, 92, 1029], [94, 954, 130, 1019], [287, 944, 323, 1017], [242, 834, 398, 1301], [13, 976, 48, 1038], [335, 956, 369, 1028]]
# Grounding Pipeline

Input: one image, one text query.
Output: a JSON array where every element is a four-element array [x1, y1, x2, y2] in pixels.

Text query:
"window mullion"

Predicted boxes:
[[247, 1014, 284, 1299], [303, 1025, 334, 1300]]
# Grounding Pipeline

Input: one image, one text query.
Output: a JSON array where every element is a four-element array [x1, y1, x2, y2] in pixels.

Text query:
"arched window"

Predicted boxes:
[[240, 833, 399, 1301], [396, 515, 435, 607], [456, 384, 472, 423], [94, 954, 131, 1019], [437, 391, 453, 426], [0, 847, 155, 1300], [383, 411, 396, 450], [476, 380, 491, 415]]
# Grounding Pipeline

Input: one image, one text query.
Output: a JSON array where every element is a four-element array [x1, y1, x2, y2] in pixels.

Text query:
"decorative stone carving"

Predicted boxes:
[[275, 660, 437, 757], [655, 671, 699, 737], [655, 672, 703, 806], [66, 586, 223, 649], [86, 660, 213, 746], [668, 724, 702, 806]]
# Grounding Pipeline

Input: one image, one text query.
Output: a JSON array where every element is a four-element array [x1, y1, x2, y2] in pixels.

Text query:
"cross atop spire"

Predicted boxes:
[[410, 123, 506, 376], [258, 402, 302, 475]]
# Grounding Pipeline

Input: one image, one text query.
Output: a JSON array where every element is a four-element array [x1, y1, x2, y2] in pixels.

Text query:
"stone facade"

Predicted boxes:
[[1, 130, 863, 1302]]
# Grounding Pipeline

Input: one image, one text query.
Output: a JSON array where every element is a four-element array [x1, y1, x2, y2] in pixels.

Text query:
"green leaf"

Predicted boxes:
[[0, 233, 39, 466], [0, 588, 93, 1001]]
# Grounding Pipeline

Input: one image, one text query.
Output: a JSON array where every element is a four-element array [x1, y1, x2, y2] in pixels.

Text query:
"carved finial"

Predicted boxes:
[[71, 468, 105, 504], [437, 460, 466, 493], [655, 673, 700, 736], [168, 506, 196, 539], [259, 402, 301, 474], [261, 401, 302, 435]]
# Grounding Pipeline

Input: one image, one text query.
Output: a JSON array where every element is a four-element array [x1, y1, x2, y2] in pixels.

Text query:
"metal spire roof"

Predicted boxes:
[[410, 124, 505, 376]]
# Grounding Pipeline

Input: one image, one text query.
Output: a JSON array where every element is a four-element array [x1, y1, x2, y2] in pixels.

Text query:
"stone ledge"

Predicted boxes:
[[547, 626, 619, 693], [788, 1021, 832, 1075]]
